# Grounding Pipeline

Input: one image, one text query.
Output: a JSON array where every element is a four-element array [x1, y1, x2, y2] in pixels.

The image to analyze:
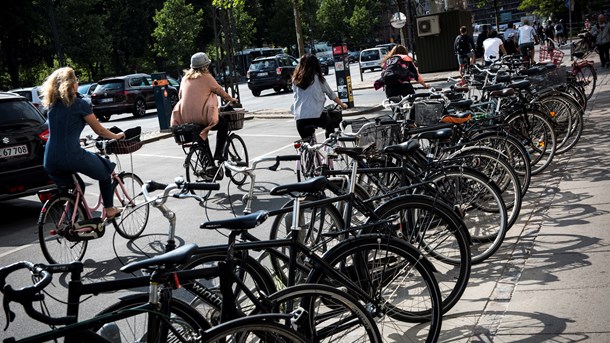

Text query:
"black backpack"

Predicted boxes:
[[455, 34, 470, 55], [381, 56, 417, 86]]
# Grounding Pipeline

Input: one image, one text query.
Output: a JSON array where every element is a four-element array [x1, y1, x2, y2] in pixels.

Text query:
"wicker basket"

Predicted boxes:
[[412, 101, 445, 126], [105, 136, 143, 154], [171, 123, 202, 144], [221, 110, 245, 131]]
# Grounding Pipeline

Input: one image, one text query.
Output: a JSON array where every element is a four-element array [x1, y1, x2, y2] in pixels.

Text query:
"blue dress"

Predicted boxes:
[[43, 97, 115, 192]]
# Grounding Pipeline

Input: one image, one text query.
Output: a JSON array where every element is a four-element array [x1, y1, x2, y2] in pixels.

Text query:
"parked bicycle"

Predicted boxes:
[[37, 132, 149, 264]]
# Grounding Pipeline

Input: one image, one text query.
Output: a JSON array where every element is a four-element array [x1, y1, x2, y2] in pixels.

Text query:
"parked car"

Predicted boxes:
[[359, 47, 389, 73], [77, 82, 97, 105], [348, 51, 360, 63], [8, 86, 47, 116], [90, 74, 178, 121], [375, 43, 397, 51], [246, 54, 298, 96], [0, 92, 53, 200], [167, 76, 180, 93], [317, 56, 330, 75]]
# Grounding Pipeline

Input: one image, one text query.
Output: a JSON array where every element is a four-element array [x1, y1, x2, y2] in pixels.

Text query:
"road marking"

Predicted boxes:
[[136, 154, 183, 159], [0, 243, 35, 259]]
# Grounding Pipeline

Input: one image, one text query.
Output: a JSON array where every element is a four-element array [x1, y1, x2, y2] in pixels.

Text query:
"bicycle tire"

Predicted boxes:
[[184, 144, 214, 199], [225, 133, 249, 186], [575, 64, 597, 100], [543, 92, 584, 154], [425, 167, 508, 264], [180, 252, 277, 325], [201, 315, 307, 342], [306, 234, 443, 342], [93, 293, 211, 342], [296, 147, 319, 182], [269, 196, 345, 285], [371, 194, 471, 315], [506, 109, 557, 175], [538, 95, 574, 151], [254, 283, 382, 342], [113, 172, 149, 239], [448, 147, 522, 231], [469, 131, 532, 196], [38, 193, 88, 264]]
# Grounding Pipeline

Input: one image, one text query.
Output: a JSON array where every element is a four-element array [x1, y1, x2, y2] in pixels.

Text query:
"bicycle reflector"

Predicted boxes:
[[549, 111, 556, 117], [294, 142, 302, 149], [37, 190, 54, 203]]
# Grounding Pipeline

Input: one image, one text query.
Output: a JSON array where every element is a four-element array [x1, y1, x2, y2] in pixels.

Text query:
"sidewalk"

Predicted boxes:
[[451, 54, 610, 341]]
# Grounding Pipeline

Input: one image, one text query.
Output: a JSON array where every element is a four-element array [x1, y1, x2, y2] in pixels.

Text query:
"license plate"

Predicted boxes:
[[100, 98, 113, 103], [257, 72, 268, 77], [1, 144, 28, 158]]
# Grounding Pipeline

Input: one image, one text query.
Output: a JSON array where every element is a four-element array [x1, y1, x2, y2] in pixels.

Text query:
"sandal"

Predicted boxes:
[[105, 207, 123, 219]]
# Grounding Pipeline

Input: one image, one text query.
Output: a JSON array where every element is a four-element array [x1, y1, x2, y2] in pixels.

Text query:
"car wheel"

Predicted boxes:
[[133, 98, 146, 117], [273, 87, 282, 93], [170, 93, 178, 108], [252, 90, 261, 97], [283, 80, 293, 93]]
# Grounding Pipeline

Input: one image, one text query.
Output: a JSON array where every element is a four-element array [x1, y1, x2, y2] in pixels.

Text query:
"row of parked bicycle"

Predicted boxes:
[[0, 52, 594, 342]]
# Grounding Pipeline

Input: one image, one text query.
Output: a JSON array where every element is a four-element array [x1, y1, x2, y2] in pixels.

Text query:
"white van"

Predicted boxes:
[[359, 47, 389, 73]]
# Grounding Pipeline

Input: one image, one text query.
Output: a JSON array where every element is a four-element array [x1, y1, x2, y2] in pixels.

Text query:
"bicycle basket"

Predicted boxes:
[[357, 123, 401, 150], [99, 126, 143, 154], [321, 105, 343, 129], [538, 46, 565, 65], [221, 109, 245, 131], [412, 101, 445, 126], [171, 123, 202, 144]]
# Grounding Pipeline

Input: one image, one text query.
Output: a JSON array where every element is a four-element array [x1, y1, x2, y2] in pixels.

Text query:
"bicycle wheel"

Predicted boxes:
[[544, 92, 584, 154], [184, 144, 214, 199], [426, 167, 508, 264], [93, 294, 210, 343], [38, 194, 88, 264], [506, 110, 557, 175], [371, 194, 471, 316], [306, 234, 442, 342], [113, 172, 149, 239], [575, 64, 597, 100], [269, 196, 344, 285], [449, 147, 522, 231], [296, 148, 319, 182], [180, 252, 277, 325], [255, 283, 382, 342], [538, 95, 573, 151], [202, 315, 306, 342], [225, 133, 249, 186]]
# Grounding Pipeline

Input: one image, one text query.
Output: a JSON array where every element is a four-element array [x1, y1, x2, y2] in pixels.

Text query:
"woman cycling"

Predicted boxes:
[[42, 67, 125, 219], [290, 54, 347, 139], [380, 45, 429, 97]]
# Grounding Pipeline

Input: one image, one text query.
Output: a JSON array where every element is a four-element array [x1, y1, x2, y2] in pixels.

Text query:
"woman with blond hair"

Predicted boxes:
[[42, 66, 125, 219]]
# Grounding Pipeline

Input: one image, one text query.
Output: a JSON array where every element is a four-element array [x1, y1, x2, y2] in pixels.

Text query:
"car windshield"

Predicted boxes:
[[77, 84, 92, 94], [0, 100, 44, 124], [94, 81, 124, 92], [360, 50, 380, 61], [12, 91, 33, 101], [249, 59, 278, 71]]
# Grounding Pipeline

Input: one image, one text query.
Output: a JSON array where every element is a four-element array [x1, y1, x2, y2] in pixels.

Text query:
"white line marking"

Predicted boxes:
[[0, 243, 35, 259], [136, 154, 184, 159]]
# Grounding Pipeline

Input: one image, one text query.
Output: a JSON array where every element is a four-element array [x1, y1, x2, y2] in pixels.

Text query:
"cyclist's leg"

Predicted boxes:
[[210, 116, 228, 161], [296, 118, 318, 140]]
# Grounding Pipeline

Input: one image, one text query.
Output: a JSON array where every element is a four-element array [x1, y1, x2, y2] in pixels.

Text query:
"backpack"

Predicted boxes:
[[455, 34, 471, 55], [381, 56, 417, 86]]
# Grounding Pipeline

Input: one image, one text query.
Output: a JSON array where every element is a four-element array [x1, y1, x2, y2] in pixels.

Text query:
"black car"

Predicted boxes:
[[0, 92, 53, 200], [90, 73, 178, 122], [246, 54, 298, 96], [317, 56, 332, 75]]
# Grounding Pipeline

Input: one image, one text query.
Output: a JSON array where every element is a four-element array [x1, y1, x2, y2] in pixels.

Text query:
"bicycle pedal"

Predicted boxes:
[[75, 218, 106, 240]]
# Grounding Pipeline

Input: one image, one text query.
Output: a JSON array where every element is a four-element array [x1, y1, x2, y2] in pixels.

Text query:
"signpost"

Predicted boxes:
[[391, 12, 407, 46], [332, 43, 354, 108]]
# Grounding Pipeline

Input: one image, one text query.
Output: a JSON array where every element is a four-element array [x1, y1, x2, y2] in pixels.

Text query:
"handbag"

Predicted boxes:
[[321, 104, 343, 129]]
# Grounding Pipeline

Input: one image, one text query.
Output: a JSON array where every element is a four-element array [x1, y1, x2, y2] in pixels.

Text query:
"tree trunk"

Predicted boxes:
[[291, 0, 305, 58]]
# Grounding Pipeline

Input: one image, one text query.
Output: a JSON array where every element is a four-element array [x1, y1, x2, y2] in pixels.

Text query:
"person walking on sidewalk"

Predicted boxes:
[[290, 54, 348, 139], [42, 66, 125, 220], [591, 14, 610, 68], [454, 26, 475, 83], [170, 52, 238, 162], [519, 19, 538, 65]]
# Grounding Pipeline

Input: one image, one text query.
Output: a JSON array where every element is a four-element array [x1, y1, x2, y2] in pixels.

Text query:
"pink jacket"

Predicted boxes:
[[170, 73, 231, 140]]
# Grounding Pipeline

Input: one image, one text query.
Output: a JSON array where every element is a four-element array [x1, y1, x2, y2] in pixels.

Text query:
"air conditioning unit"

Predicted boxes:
[[416, 16, 440, 37]]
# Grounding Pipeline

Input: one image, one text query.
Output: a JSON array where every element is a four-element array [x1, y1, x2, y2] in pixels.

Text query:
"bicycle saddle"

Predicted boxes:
[[441, 111, 472, 124], [383, 140, 421, 156], [508, 80, 531, 90], [482, 83, 506, 92], [120, 243, 199, 273], [416, 127, 454, 140], [333, 146, 365, 160], [572, 52, 584, 59], [489, 88, 515, 98], [270, 176, 328, 196], [200, 210, 269, 231]]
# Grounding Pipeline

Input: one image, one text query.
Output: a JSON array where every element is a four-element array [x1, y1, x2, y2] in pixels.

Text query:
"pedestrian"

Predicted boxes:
[[545, 21, 555, 43], [290, 54, 348, 139], [591, 14, 610, 68], [476, 24, 491, 63], [504, 33, 518, 55], [519, 19, 538, 64], [170, 52, 238, 164], [483, 30, 506, 66], [41, 66, 125, 220], [555, 19, 566, 45], [379, 45, 429, 97], [454, 26, 476, 81]]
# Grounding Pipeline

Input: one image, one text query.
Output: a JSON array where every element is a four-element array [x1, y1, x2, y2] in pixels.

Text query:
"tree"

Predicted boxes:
[[152, 0, 203, 73], [316, 0, 349, 42], [269, 0, 296, 51], [475, 0, 500, 29], [346, 3, 378, 49]]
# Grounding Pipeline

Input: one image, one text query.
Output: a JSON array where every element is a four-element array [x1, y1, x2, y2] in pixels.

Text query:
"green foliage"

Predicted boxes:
[[152, 0, 203, 72], [346, 5, 377, 48], [317, 0, 349, 42], [231, 2, 257, 49], [269, 0, 296, 49], [517, 0, 566, 18]]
